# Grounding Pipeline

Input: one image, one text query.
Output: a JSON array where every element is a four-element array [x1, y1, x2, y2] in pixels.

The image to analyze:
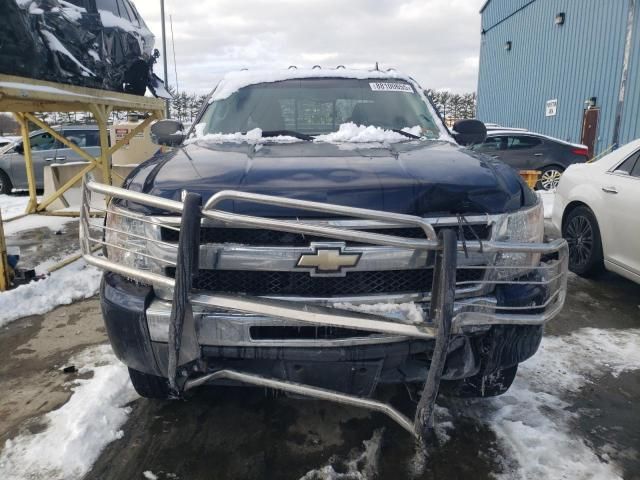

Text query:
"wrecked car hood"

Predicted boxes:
[[121, 140, 535, 217]]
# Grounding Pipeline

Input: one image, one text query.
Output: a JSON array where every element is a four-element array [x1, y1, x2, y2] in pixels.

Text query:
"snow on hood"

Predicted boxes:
[[186, 127, 301, 146], [314, 123, 423, 144]]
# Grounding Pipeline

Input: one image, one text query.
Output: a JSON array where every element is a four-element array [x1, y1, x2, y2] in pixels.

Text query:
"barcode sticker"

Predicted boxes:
[[369, 82, 414, 93]]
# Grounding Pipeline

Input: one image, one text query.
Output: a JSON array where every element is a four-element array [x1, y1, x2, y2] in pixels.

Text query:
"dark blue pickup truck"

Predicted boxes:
[[80, 69, 568, 440]]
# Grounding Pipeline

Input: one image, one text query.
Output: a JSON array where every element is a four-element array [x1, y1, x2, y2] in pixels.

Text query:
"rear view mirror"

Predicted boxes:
[[452, 119, 487, 146], [151, 119, 185, 147]]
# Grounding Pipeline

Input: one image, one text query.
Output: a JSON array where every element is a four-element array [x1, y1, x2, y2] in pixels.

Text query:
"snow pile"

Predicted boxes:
[[0, 345, 138, 480], [0, 260, 102, 328], [334, 301, 424, 324], [0, 195, 32, 219], [300, 428, 384, 479], [314, 123, 421, 144], [3, 215, 77, 236], [480, 327, 640, 479], [538, 190, 555, 219], [187, 127, 300, 146]]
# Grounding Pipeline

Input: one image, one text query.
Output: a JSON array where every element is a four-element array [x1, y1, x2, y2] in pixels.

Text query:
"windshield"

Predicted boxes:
[[197, 78, 442, 140]]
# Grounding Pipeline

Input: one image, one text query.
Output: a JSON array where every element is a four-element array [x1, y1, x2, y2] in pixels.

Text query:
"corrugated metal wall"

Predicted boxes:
[[619, 3, 640, 146], [477, 0, 639, 155]]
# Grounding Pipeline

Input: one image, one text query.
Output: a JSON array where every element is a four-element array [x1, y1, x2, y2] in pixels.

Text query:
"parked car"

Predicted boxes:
[[79, 68, 568, 439], [0, 136, 20, 149], [0, 0, 165, 96], [552, 139, 640, 283], [0, 125, 100, 194], [470, 130, 589, 190]]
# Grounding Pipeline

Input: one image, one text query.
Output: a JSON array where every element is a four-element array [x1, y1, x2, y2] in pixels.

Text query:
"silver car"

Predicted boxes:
[[0, 125, 101, 194]]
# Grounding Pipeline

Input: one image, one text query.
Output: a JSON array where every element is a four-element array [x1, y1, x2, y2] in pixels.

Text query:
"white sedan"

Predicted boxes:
[[552, 139, 640, 283]]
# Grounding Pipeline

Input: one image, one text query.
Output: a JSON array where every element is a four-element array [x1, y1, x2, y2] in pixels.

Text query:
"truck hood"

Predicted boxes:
[[121, 140, 534, 217]]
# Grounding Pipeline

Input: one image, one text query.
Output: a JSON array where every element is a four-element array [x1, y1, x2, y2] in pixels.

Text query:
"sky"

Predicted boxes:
[[133, 0, 486, 96]]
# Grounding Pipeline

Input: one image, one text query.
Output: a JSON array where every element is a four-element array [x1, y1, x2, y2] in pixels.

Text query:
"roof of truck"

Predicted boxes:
[[210, 67, 417, 102]]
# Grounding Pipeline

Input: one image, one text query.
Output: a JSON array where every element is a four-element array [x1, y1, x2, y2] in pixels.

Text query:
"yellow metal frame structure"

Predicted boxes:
[[0, 209, 9, 291], [0, 74, 165, 214]]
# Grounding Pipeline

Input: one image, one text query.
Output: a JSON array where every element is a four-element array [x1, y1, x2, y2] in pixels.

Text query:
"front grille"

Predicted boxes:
[[167, 268, 483, 296], [161, 224, 491, 246]]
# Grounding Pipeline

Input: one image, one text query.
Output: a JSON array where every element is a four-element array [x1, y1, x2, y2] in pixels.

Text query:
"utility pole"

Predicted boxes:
[[161, 0, 170, 118]]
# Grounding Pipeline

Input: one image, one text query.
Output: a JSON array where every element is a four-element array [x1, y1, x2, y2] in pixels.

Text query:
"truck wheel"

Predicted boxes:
[[562, 205, 604, 277], [0, 170, 13, 195], [441, 364, 518, 398], [128, 368, 170, 399]]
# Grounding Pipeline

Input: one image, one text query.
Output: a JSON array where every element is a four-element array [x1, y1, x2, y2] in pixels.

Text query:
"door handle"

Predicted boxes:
[[534, 153, 543, 156], [602, 186, 618, 194], [55, 156, 66, 161], [44, 157, 55, 161]]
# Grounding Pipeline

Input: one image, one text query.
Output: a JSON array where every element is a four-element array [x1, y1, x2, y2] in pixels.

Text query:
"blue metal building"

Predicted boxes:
[[476, 0, 640, 156]]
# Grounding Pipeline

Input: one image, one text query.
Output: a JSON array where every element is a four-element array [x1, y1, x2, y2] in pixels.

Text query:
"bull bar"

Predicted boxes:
[[80, 179, 568, 441]]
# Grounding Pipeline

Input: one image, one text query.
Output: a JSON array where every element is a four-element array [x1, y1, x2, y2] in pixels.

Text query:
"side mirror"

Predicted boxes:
[[452, 119, 487, 146], [151, 119, 185, 147], [14, 143, 24, 155]]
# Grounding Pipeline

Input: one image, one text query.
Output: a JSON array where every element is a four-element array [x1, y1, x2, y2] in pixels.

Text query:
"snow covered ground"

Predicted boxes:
[[0, 326, 632, 480], [0, 260, 101, 328], [0, 345, 138, 480], [301, 327, 640, 480], [0, 194, 100, 328], [0, 194, 32, 219]]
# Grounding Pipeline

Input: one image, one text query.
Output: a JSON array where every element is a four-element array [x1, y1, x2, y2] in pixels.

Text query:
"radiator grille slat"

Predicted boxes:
[[166, 268, 483, 296]]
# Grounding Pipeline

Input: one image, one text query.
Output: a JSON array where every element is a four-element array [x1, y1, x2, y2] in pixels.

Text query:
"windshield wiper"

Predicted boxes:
[[391, 128, 421, 139], [261, 130, 314, 141]]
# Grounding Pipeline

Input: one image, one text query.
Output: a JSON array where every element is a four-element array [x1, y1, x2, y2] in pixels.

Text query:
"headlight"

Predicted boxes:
[[493, 202, 544, 277], [104, 206, 161, 272]]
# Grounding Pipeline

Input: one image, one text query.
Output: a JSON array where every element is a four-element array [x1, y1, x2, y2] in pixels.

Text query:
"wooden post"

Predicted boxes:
[[15, 113, 38, 214], [0, 209, 9, 292], [91, 104, 112, 188]]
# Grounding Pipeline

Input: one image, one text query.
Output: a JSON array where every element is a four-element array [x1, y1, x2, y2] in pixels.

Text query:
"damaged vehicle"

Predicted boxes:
[[80, 68, 568, 440], [0, 0, 165, 96]]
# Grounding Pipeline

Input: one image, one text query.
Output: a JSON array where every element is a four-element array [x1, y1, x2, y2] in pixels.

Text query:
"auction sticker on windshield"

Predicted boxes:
[[369, 82, 414, 93]]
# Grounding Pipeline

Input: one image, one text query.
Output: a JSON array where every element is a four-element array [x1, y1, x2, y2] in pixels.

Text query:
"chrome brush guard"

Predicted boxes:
[[80, 179, 568, 441]]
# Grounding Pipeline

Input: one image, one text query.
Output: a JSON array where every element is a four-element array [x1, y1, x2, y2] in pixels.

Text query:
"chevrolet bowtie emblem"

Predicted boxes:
[[296, 247, 361, 274]]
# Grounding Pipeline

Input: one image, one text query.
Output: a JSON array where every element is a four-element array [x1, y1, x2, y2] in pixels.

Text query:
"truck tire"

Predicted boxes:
[[562, 205, 604, 277], [128, 367, 170, 399], [0, 170, 12, 195], [442, 325, 541, 398], [442, 364, 518, 398]]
